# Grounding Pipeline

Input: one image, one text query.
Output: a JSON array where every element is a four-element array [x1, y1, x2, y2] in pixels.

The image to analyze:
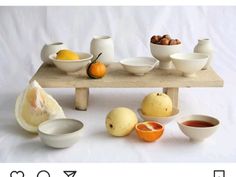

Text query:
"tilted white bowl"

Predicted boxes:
[[177, 114, 220, 142], [170, 53, 208, 77], [150, 43, 182, 69], [120, 57, 158, 76], [38, 118, 84, 148], [49, 52, 93, 75], [138, 107, 179, 125]]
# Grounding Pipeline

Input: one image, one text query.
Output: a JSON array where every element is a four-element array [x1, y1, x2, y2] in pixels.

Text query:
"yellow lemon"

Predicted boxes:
[[56, 49, 80, 60], [141, 93, 173, 117]]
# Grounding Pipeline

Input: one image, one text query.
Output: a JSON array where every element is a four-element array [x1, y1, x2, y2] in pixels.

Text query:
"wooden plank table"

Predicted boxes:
[[31, 63, 224, 110]]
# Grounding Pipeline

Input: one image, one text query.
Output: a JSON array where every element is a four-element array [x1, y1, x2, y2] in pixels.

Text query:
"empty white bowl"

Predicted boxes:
[[49, 52, 93, 75], [137, 107, 179, 125], [38, 118, 84, 148], [177, 114, 220, 142], [120, 57, 158, 76], [150, 43, 182, 69], [170, 53, 208, 77]]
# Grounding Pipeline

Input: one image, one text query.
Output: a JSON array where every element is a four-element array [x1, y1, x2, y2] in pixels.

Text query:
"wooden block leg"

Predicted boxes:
[[163, 88, 179, 108], [75, 88, 89, 111]]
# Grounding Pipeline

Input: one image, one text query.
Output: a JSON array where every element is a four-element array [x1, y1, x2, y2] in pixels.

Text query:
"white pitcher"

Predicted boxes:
[[194, 39, 213, 70], [41, 42, 68, 64], [90, 36, 114, 65]]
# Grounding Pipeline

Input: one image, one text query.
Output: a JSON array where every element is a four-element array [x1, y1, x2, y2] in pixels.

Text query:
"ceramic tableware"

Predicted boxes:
[[150, 43, 182, 69], [137, 107, 179, 124], [177, 114, 219, 142], [49, 52, 93, 75], [90, 35, 114, 65], [194, 38, 213, 70], [38, 118, 84, 148], [41, 42, 68, 64], [170, 53, 208, 77], [120, 57, 158, 76]]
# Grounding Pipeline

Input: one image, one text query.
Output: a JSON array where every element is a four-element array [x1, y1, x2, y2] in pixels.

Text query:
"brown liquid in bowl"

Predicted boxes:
[[182, 120, 214, 127]]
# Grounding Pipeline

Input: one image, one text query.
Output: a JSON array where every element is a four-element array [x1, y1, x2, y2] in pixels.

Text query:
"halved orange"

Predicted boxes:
[[135, 121, 164, 142]]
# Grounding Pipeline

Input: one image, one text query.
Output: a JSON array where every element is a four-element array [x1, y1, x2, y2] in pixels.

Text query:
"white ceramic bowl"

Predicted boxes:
[[170, 53, 208, 77], [150, 43, 182, 69], [138, 107, 179, 124], [120, 57, 158, 76], [38, 118, 84, 148], [177, 114, 220, 142], [49, 52, 93, 74]]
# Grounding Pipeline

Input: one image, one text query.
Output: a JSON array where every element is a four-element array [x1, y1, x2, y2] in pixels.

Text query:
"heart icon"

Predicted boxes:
[[10, 171, 24, 177]]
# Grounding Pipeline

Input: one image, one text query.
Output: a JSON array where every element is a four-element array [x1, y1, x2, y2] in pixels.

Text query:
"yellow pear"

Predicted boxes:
[[56, 49, 80, 60], [141, 93, 173, 117], [106, 107, 138, 137]]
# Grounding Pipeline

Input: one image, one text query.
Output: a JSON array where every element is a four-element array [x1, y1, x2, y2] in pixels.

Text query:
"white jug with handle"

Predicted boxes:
[[194, 39, 213, 70]]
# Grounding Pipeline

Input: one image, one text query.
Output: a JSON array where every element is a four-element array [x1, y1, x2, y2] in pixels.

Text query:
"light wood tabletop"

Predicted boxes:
[[31, 63, 224, 110]]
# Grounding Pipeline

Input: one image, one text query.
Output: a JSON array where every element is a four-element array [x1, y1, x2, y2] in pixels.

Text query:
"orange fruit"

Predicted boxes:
[[87, 61, 106, 79], [135, 121, 164, 142]]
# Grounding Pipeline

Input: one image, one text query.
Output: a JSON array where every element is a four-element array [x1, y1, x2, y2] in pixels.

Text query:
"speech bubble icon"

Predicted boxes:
[[37, 170, 50, 177]]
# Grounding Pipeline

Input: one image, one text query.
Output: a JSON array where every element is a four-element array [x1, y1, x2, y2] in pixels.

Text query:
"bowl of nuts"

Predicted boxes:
[[150, 34, 182, 70]]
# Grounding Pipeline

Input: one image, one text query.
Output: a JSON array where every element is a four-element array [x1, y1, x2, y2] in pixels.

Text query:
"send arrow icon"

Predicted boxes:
[[63, 171, 77, 177]]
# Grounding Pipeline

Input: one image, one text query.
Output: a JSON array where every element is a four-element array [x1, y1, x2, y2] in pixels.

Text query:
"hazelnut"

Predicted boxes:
[[162, 34, 171, 40], [156, 35, 162, 42], [175, 39, 181, 44], [160, 38, 170, 45], [151, 35, 159, 44], [169, 39, 177, 45]]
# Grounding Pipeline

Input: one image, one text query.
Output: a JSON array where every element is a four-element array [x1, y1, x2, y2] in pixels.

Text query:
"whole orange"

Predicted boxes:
[[87, 53, 106, 79], [135, 121, 164, 142], [87, 61, 106, 79]]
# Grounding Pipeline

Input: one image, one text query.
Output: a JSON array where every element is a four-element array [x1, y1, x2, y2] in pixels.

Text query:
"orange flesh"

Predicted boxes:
[[137, 122, 162, 131], [137, 124, 151, 131]]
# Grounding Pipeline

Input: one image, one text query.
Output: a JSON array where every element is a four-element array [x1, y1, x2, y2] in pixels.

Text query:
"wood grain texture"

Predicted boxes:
[[31, 63, 224, 88], [75, 88, 89, 110]]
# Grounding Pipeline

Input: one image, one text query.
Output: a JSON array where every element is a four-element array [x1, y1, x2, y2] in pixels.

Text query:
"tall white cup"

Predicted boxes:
[[90, 36, 114, 65]]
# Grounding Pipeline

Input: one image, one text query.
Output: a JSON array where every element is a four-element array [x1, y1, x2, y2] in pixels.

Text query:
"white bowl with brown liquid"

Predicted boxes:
[[177, 114, 220, 142]]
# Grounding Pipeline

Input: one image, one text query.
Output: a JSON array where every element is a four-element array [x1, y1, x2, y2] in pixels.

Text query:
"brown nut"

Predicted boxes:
[[151, 35, 159, 44], [175, 39, 181, 44], [162, 34, 171, 40], [160, 38, 170, 45], [156, 35, 162, 42], [169, 39, 177, 45]]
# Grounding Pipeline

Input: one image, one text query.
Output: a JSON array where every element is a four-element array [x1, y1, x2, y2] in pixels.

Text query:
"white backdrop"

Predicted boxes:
[[0, 6, 236, 162]]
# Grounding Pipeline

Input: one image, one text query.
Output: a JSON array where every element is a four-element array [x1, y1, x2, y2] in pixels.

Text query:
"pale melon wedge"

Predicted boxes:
[[15, 80, 65, 133]]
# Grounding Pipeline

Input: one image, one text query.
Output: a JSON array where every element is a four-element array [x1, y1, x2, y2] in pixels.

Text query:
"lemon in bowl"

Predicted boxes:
[[56, 49, 80, 60], [49, 50, 93, 75]]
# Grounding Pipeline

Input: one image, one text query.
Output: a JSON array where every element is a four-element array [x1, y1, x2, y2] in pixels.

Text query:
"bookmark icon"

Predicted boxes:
[[214, 170, 225, 177], [64, 171, 77, 177]]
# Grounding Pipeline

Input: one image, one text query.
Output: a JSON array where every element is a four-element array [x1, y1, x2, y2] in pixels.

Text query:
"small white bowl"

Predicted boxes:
[[170, 53, 208, 77], [120, 57, 158, 76], [137, 107, 179, 125], [150, 43, 182, 69], [49, 52, 93, 75], [38, 118, 84, 148], [177, 114, 220, 142]]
